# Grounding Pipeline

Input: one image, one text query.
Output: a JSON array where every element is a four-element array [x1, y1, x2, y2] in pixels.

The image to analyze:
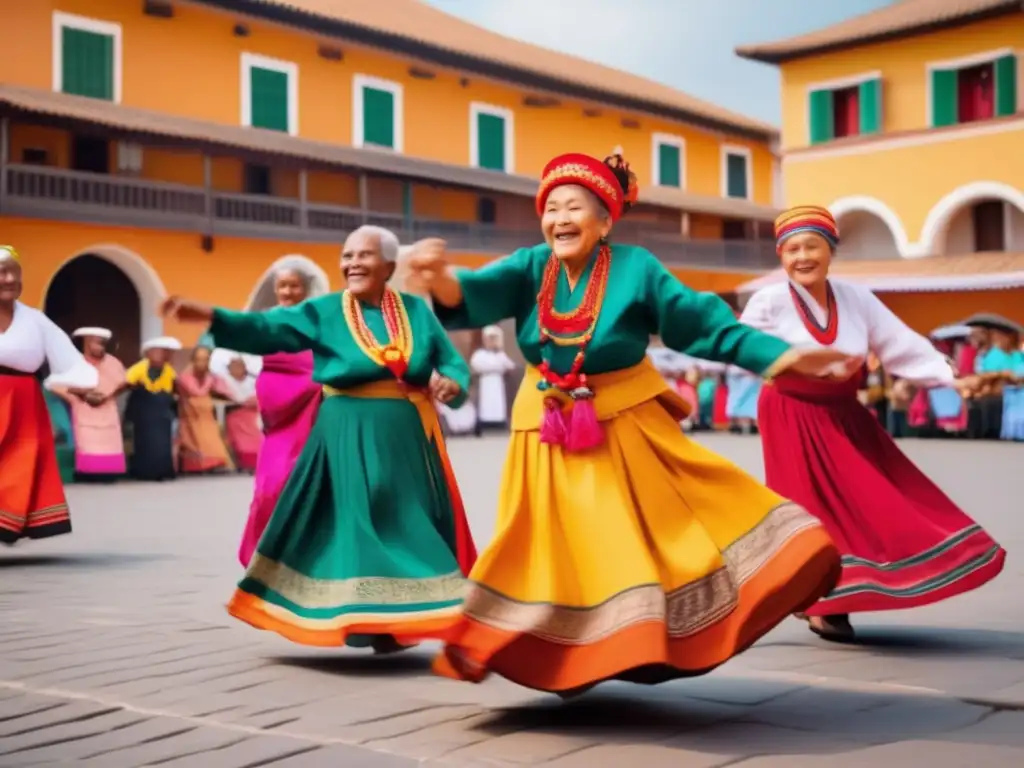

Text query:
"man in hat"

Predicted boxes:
[[124, 337, 182, 481], [962, 314, 1023, 439], [50, 327, 127, 481]]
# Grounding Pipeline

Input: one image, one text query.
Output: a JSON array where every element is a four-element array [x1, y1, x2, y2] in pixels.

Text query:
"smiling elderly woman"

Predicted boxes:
[[406, 153, 857, 696], [741, 206, 1005, 641], [161, 225, 477, 652]]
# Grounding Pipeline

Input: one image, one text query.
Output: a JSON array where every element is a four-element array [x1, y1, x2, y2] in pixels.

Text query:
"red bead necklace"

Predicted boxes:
[[343, 287, 413, 380], [535, 243, 611, 392], [788, 282, 839, 346]]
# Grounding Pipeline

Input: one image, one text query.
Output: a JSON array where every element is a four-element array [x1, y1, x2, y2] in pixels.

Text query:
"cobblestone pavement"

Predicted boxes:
[[1, 435, 1022, 767]]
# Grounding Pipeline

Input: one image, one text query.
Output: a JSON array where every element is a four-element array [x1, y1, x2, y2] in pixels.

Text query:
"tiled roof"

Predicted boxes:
[[0, 85, 780, 221], [735, 0, 1020, 64], [736, 252, 1024, 294], [206, 0, 776, 136]]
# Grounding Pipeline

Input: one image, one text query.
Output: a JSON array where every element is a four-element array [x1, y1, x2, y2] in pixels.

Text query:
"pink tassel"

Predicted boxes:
[[539, 399, 568, 445], [566, 397, 603, 452]]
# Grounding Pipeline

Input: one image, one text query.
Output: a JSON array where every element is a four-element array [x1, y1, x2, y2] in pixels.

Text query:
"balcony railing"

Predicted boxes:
[[0, 165, 779, 270]]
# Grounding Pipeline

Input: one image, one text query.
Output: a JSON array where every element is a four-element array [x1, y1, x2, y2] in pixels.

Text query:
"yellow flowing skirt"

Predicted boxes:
[[434, 360, 841, 693]]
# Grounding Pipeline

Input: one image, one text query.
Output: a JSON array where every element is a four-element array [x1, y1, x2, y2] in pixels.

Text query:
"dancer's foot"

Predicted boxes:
[[806, 614, 855, 642], [370, 635, 415, 655]]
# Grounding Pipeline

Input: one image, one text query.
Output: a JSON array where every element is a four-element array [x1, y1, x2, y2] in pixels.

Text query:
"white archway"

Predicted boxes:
[[42, 244, 167, 344], [919, 181, 1024, 256], [243, 254, 332, 312], [829, 196, 911, 257]]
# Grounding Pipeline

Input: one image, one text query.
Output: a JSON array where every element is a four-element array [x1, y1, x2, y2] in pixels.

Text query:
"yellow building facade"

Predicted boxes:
[[737, 0, 1024, 331], [0, 0, 781, 354]]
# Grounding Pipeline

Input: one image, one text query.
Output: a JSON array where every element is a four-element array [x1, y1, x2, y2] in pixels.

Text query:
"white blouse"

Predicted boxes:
[[0, 302, 99, 389], [741, 280, 954, 386]]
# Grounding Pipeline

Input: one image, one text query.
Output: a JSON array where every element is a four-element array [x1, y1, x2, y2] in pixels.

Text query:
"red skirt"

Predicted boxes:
[[758, 375, 1004, 616], [712, 383, 730, 428], [0, 372, 72, 544]]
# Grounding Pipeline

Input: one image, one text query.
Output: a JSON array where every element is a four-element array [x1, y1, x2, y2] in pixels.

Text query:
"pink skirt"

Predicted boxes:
[[757, 375, 1004, 616]]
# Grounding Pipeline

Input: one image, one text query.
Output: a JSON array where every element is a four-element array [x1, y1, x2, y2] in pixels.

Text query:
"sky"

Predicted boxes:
[[421, 0, 896, 126]]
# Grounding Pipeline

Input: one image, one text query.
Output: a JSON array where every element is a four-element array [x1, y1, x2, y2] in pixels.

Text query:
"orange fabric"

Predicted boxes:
[[0, 375, 70, 543], [433, 524, 838, 691]]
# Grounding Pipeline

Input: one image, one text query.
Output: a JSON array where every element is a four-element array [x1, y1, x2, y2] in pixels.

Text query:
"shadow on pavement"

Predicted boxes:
[[0, 552, 171, 569], [270, 650, 436, 678], [763, 625, 1024, 659]]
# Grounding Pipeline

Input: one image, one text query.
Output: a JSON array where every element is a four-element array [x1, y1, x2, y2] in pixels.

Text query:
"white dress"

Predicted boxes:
[[470, 348, 515, 424], [0, 302, 98, 388], [740, 280, 953, 385]]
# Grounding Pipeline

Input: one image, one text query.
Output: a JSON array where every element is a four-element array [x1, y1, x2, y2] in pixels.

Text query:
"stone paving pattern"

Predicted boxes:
[[1, 435, 1022, 766]]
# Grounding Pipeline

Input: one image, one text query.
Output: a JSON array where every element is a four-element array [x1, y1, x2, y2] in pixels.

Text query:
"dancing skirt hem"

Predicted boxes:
[[0, 375, 72, 545], [759, 378, 1005, 616], [433, 381, 840, 694], [435, 518, 838, 692]]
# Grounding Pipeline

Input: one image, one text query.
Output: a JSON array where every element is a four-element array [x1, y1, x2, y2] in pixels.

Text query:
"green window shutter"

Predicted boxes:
[[858, 78, 882, 134], [476, 113, 506, 171], [808, 89, 834, 144], [61, 27, 114, 100], [930, 68, 958, 127], [363, 87, 395, 148], [726, 154, 748, 198], [249, 67, 289, 132], [657, 143, 681, 187], [995, 54, 1018, 117]]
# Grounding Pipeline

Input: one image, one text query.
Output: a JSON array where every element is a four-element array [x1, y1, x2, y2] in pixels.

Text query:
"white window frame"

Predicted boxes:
[[651, 133, 687, 189], [353, 74, 404, 152], [52, 11, 123, 103], [240, 52, 299, 136], [469, 102, 515, 173], [720, 144, 753, 200], [925, 48, 1017, 127]]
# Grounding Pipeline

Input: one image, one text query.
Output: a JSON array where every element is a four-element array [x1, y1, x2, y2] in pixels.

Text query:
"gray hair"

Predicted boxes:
[[347, 225, 400, 263], [273, 263, 313, 293]]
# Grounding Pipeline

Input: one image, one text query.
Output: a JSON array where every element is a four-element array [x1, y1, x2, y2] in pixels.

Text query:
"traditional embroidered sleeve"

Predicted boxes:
[[39, 313, 99, 390], [433, 247, 536, 330], [862, 289, 954, 386], [211, 298, 324, 355], [423, 301, 470, 409], [644, 253, 791, 375]]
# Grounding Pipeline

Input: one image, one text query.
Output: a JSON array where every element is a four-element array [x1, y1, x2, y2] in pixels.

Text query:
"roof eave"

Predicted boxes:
[[735, 4, 1022, 66], [199, 0, 777, 141]]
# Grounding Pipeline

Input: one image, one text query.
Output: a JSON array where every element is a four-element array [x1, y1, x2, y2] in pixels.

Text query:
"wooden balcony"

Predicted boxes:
[[0, 165, 782, 270]]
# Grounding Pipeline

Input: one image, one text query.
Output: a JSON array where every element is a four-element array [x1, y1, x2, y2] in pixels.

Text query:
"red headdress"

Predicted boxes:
[[535, 150, 639, 222]]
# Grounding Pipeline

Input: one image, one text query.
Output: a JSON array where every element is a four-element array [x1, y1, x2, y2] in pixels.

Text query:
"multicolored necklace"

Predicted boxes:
[[535, 243, 611, 395], [343, 287, 413, 380], [789, 281, 839, 345]]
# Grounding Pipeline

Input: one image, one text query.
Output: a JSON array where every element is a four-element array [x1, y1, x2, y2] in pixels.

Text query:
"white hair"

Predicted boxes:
[[346, 225, 400, 263]]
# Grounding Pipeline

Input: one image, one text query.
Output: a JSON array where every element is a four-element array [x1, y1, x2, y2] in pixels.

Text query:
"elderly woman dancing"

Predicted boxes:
[[162, 226, 477, 652], [0, 246, 98, 544], [237, 260, 328, 568], [742, 206, 1006, 641], [406, 152, 856, 696]]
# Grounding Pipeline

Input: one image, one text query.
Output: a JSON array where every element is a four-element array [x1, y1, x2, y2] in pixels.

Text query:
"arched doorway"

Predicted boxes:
[[834, 210, 902, 260], [920, 182, 1024, 256], [243, 254, 332, 311], [44, 255, 141, 366]]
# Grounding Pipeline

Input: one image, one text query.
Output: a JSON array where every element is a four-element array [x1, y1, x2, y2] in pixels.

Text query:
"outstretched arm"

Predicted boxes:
[[209, 303, 322, 356]]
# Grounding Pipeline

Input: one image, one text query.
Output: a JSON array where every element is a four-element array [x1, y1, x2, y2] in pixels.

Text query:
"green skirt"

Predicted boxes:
[[227, 393, 469, 647]]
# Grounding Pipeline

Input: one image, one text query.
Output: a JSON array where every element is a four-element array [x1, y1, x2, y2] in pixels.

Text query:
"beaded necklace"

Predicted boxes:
[[343, 287, 413, 380], [535, 243, 612, 395], [789, 282, 839, 346]]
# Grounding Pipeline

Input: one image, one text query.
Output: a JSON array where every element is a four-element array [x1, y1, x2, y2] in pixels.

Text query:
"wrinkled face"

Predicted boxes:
[[227, 358, 247, 380], [83, 336, 107, 358], [541, 184, 612, 263], [145, 349, 170, 366], [778, 231, 832, 288], [275, 269, 307, 307], [0, 256, 22, 303], [192, 347, 211, 374], [341, 231, 395, 298]]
